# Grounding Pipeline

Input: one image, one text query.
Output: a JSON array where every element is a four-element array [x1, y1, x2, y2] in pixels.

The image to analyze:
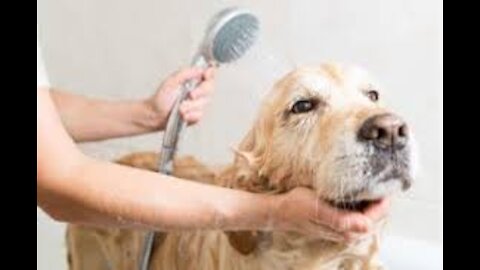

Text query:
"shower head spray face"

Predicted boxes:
[[195, 7, 259, 65]]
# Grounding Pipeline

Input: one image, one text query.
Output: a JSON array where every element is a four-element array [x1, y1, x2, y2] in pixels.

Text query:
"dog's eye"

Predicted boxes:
[[291, 99, 315, 114], [366, 90, 379, 102]]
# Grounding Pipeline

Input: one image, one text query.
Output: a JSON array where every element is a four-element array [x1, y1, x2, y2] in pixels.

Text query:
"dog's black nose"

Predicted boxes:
[[358, 113, 408, 150]]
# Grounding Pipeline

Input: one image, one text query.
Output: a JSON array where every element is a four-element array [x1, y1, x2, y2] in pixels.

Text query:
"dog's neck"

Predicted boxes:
[[219, 145, 299, 193], [212, 147, 381, 269], [213, 147, 334, 256], [191, 117, 384, 267]]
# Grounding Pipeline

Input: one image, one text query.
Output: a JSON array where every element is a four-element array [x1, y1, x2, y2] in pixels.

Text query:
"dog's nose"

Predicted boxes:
[[358, 113, 408, 149]]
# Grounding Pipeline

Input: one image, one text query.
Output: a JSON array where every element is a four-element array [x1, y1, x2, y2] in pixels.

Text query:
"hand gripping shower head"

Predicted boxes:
[[138, 7, 259, 270], [139, 7, 259, 270], [158, 7, 259, 173]]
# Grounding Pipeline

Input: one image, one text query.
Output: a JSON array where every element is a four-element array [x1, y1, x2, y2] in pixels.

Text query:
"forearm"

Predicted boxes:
[[38, 154, 273, 231], [50, 89, 163, 142]]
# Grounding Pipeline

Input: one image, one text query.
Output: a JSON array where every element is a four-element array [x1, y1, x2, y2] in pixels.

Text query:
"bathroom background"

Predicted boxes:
[[37, 0, 443, 269]]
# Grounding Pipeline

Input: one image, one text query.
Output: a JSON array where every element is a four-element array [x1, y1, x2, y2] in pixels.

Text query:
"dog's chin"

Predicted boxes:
[[323, 175, 410, 213], [322, 151, 413, 212]]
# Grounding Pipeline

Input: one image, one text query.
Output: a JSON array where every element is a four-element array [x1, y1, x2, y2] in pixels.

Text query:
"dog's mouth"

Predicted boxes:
[[322, 150, 412, 213], [326, 198, 384, 213]]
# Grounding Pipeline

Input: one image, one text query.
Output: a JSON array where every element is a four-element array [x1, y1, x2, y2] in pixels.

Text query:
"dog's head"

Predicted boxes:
[[234, 63, 416, 210]]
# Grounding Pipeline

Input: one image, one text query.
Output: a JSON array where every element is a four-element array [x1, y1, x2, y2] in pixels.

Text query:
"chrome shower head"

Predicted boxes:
[[193, 7, 259, 66]]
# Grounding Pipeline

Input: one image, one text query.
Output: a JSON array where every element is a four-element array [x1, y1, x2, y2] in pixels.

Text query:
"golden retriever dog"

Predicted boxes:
[[66, 63, 415, 270]]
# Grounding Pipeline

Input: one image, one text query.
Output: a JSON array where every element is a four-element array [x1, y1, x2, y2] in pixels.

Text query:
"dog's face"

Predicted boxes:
[[240, 63, 415, 210]]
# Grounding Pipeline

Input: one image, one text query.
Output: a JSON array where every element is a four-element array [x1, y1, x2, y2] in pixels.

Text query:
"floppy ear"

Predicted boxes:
[[221, 106, 280, 255], [226, 231, 256, 255], [225, 231, 272, 255], [230, 146, 257, 169], [223, 126, 275, 255], [238, 112, 274, 156]]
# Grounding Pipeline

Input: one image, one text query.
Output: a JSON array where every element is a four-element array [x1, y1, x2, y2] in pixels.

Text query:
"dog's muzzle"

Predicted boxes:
[[357, 113, 412, 190]]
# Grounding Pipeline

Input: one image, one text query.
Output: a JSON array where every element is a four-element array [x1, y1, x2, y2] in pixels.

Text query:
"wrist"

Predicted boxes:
[[263, 193, 281, 231], [220, 191, 277, 231], [135, 98, 167, 132]]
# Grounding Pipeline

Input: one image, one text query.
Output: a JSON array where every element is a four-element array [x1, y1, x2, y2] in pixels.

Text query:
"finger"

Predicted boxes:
[[180, 98, 209, 114], [310, 211, 370, 235], [363, 197, 391, 221], [312, 199, 372, 233], [333, 213, 372, 233], [182, 111, 203, 125], [316, 232, 345, 243], [306, 222, 347, 242], [343, 231, 372, 244], [204, 66, 216, 80], [166, 67, 204, 86], [189, 80, 214, 99], [317, 200, 371, 233]]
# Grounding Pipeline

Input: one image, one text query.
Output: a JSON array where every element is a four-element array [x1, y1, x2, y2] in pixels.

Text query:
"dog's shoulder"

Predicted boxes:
[[116, 151, 159, 172], [173, 156, 218, 185], [115, 151, 218, 185]]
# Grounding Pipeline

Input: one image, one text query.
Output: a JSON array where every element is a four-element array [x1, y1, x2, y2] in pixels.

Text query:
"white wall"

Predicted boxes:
[[37, 0, 442, 269]]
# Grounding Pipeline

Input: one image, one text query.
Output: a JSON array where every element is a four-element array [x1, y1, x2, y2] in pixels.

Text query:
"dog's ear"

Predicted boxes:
[[223, 114, 276, 255], [230, 146, 258, 168], [222, 147, 271, 255], [226, 231, 272, 255], [238, 111, 274, 157], [222, 154, 273, 255], [226, 231, 259, 255]]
